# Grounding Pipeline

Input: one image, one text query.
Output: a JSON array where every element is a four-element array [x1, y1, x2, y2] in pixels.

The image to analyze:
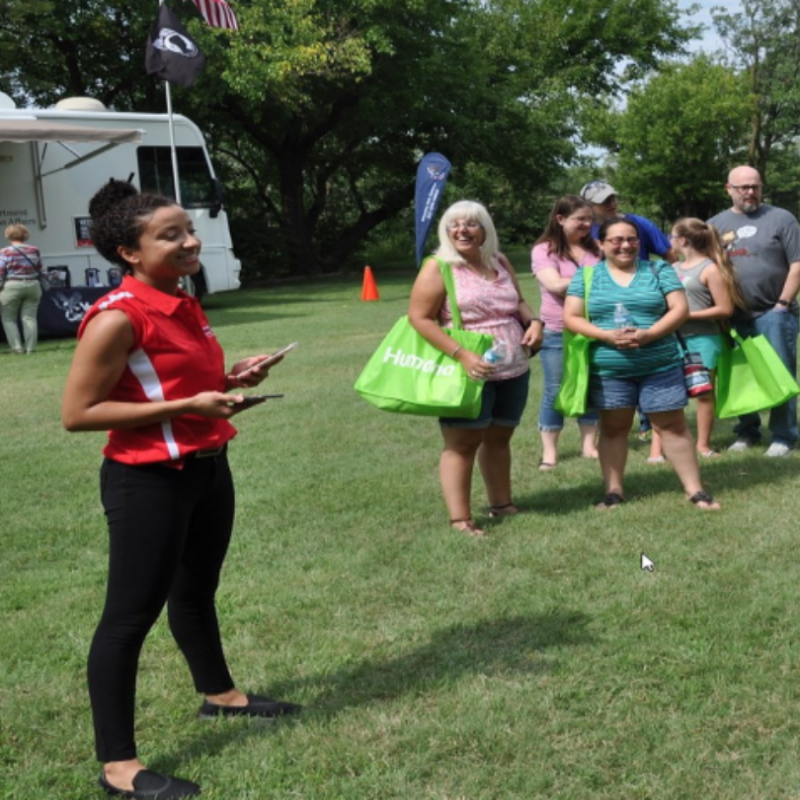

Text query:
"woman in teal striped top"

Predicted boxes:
[[564, 217, 719, 510]]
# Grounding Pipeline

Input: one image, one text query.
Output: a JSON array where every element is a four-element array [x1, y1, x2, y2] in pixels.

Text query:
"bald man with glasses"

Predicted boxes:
[[709, 165, 800, 456]]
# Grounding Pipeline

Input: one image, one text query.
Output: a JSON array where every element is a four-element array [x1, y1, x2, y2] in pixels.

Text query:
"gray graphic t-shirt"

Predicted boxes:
[[708, 204, 800, 320]]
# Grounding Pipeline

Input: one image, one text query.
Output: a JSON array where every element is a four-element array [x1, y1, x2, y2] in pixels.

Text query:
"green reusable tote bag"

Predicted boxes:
[[554, 266, 594, 417], [354, 260, 493, 418], [715, 328, 800, 419], [554, 332, 592, 417]]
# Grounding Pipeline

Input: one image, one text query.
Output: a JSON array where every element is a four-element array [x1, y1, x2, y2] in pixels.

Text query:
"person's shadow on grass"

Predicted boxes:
[[269, 611, 593, 713], [158, 610, 594, 771]]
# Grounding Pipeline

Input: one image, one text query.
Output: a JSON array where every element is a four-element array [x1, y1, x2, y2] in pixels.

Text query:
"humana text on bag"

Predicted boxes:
[[354, 258, 492, 418]]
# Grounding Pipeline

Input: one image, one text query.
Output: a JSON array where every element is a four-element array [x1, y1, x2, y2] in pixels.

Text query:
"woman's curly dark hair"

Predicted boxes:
[[89, 179, 175, 271]]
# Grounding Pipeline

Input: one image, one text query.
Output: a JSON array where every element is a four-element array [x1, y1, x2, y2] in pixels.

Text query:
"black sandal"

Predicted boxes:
[[689, 490, 718, 509], [595, 492, 625, 510]]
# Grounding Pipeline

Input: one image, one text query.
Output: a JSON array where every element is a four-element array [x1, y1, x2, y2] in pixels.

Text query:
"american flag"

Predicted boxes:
[[190, 0, 239, 30]]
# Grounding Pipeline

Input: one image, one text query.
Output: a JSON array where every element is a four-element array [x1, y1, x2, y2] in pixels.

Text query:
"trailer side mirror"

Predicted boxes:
[[210, 178, 223, 219]]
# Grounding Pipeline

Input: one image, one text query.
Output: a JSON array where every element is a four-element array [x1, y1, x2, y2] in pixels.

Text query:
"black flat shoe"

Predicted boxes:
[[99, 769, 201, 799], [198, 693, 302, 719]]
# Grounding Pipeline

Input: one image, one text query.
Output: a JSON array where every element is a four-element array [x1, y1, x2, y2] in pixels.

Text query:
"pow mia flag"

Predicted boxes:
[[146, 4, 206, 88]]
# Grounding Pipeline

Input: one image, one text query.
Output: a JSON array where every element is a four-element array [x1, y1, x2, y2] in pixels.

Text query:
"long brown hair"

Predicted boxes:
[[535, 195, 600, 261], [673, 218, 747, 309]]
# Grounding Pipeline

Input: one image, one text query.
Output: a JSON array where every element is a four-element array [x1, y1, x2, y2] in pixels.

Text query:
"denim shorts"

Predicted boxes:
[[440, 370, 530, 429], [589, 365, 687, 413], [683, 334, 723, 370]]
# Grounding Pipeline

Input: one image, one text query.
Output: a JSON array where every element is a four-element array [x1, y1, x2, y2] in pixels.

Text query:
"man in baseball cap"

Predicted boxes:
[[580, 180, 617, 205], [579, 180, 676, 264]]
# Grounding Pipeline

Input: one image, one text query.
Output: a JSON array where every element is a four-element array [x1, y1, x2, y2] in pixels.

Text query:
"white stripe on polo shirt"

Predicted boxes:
[[127, 348, 181, 460]]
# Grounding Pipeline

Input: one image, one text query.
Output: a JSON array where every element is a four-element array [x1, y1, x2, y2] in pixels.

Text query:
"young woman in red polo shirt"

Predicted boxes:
[[62, 180, 300, 800]]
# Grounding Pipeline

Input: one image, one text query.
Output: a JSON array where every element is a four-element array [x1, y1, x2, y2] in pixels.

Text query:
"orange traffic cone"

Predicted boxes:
[[361, 266, 380, 301]]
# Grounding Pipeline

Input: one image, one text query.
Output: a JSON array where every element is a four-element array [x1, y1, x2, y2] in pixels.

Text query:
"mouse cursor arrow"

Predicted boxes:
[[641, 553, 655, 572]]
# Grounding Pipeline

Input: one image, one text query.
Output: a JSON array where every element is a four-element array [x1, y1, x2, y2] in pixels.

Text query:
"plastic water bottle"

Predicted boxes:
[[482, 340, 507, 366], [613, 302, 634, 329]]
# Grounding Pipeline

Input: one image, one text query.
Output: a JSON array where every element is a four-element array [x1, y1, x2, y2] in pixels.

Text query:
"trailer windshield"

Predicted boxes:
[[137, 146, 216, 208]]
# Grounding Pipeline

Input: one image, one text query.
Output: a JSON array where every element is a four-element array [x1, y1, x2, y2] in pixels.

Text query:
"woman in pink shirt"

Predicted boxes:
[[409, 200, 543, 536], [532, 196, 601, 468]]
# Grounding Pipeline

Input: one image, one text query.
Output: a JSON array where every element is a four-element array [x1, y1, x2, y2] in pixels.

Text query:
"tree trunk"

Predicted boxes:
[[323, 182, 415, 272], [272, 124, 322, 275]]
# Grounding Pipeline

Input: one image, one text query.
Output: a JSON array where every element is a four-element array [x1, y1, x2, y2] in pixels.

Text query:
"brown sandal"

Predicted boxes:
[[488, 503, 519, 518], [450, 518, 487, 537]]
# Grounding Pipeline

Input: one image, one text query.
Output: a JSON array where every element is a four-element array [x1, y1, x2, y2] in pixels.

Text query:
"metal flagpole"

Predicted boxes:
[[160, 0, 182, 205]]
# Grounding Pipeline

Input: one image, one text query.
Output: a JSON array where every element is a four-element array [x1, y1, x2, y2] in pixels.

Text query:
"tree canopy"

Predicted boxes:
[[0, 0, 696, 276], [713, 0, 800, 180], [586, 56, 751, 221]]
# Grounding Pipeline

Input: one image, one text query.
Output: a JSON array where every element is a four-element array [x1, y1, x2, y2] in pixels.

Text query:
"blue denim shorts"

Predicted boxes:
[[589, 365, 687, 413], [440, 370, 530, 429]]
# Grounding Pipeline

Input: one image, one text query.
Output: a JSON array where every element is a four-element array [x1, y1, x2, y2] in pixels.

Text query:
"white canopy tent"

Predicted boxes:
[[0, 119, 142, 144], [0, 119, 144, 228]]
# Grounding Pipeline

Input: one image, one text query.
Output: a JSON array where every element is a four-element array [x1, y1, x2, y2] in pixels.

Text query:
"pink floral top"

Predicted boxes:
[[439, 255, 529, 381]]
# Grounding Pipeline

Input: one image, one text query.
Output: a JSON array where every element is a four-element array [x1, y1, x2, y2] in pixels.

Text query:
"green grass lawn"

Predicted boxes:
[[2, 273, 800, 799]]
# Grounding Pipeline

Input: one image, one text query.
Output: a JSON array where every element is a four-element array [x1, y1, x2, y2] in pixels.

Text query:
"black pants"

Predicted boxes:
[[89, 452, 236, 762]]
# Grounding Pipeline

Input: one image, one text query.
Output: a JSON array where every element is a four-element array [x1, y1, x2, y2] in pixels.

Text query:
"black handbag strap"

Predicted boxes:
[[10, 244, 42, 271], [647, 261, 689, 355]]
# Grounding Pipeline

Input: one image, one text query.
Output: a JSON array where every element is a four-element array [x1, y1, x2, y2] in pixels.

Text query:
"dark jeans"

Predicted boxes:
[[89, 453, 236, 762], [734, 309, 799, 446]]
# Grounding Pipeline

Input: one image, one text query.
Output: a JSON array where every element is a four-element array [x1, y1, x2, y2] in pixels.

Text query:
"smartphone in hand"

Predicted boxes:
[[234, 342, 298, 379], [231, 393, 284, 408]]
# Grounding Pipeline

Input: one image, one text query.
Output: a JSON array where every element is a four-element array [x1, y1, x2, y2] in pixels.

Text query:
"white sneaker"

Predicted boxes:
[[765, 442, 791, 457], [728, 438, 754, 452]]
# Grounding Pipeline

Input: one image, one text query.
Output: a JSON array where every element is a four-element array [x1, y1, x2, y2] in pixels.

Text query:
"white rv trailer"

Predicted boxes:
[[0, 94, 241, 297]]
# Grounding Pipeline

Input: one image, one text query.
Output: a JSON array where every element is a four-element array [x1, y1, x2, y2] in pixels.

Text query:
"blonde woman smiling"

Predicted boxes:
[[409, 200, 543, 535]]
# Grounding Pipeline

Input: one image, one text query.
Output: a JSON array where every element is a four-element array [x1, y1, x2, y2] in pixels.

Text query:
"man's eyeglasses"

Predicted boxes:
[[605, 236, 640, 246], [730, 184, 762, 193]]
